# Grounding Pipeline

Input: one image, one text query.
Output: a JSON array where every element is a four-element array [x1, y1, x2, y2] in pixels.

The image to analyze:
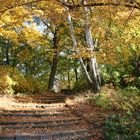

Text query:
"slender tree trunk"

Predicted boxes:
[[47, 29, 59, 91], [74, 66, 78, 82], [67, 12, 93, 87], [67, 71, 71, 89], [5, 45, 9, 65], [84, 4, 101, 92], [85, 23, 101, 91], [67, 6, 101, 92], [11, 49, 17, 67]]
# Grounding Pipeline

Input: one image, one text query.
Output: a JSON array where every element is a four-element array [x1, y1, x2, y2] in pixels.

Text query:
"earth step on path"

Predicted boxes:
[[15, 95, 66, 103], [0, 109, 69, 113], [0, 95, 93, 140], [0, 109, 71, 117], [16, 98, 66, 104], [0, 118, 82, 125], [0, 122, 81, 129], [11, 104, 66, 109], [0, 129, 94, 140], [0, 112, 70, 117], [0, 118, 82, 129]]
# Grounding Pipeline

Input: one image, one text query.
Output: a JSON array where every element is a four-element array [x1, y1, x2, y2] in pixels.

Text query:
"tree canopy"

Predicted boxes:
[[0, 0, 139, 93]]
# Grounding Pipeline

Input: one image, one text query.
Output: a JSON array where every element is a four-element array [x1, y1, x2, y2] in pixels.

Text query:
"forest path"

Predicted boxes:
[[0, 95, 94, 140]]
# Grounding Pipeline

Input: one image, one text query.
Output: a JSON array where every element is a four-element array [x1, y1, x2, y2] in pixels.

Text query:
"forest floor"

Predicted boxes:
[[0, 93, 117, 140]]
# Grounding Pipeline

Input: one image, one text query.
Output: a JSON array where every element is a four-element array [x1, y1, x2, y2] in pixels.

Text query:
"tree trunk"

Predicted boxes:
[[5, 44, 10, 65], [85, 24, 101, 92], [47, 29, 59, 91], [67, 12, 93, 87], [84, 4, 101, 92], [73, 65, 78, 82], [67, 71, 71, 89], [67, 6, 101, 92]]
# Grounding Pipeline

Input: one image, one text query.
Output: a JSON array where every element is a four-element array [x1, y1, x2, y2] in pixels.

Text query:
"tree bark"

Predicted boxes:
[[67, 12, 93, 85], [73, 65, 78, 82], [67, 71, 71, 89], [47, 29, 59, 91], [84, 3, 101, 92], [67, 5, 101, 92], [5, 44, 10, 65], [67, 11, 93, 87]]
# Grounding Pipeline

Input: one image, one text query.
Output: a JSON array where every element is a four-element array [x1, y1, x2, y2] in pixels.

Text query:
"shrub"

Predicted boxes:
[[0, 66, 46, 95], [60, 89, 73, 95], [114, 86, 140, 112], [100, 65, 122, 86], [100, 55, 140, 88], [25, 75, 46, 93], [89, 85, 116, 109], [0, 66, 15, 95], [104, 113, 140, 140], [73, 78, 89, 93], [9, 68, 30, 94], [10, 69, 46, 94], [90, 85, 140, 112]]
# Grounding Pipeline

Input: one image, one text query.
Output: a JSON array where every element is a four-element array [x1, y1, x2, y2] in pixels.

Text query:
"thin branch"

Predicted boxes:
[[108, 0, 112, 37], [59, 1, 140, 10], [123, 7, 135, 31], [42, 19, 57, 35], [0, 0, 43, 16], [0, 0, 140, 17]]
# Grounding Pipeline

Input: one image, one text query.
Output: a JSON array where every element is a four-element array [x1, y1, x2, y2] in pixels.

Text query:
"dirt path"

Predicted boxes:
[[0, 95, 95, 140]]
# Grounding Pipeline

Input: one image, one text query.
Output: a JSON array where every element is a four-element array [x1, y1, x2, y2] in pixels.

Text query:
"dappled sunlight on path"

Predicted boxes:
[[0, 94, 95, 139]]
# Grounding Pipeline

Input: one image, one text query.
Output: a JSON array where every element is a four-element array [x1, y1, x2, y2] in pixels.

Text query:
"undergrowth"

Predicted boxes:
[[88, 85, 140, 112], [87, 85, 140, 140], [104, 112, 140, 140]]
